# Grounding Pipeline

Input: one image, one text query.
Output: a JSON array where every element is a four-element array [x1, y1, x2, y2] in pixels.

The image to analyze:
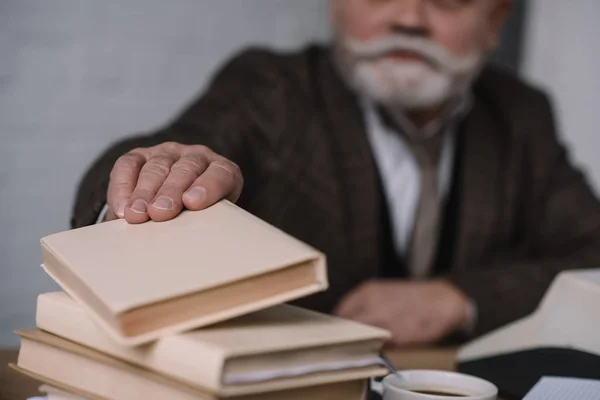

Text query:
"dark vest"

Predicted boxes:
[[378, 122, 465, 278]]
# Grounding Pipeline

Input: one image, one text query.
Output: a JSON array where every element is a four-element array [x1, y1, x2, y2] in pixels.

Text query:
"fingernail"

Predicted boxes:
[[129, 199, 147, 214], [184, 186, 206, 202], [152, 196, 173, 211], [116, 200, 128, 218]]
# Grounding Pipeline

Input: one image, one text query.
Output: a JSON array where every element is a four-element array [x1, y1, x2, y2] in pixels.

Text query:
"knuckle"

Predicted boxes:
[[171, 164, 199, 179], [143, 155, 173, 177], [143, 163, 171, 178], [114, 158, 137, 173], [149, 154, 174, 165], [190, 144, 210, 154], [229, 161, 242, 177], [159, 141, 181, 153], [158, 181, 186, 194], [111, 179, 131, 191], [130, 147, 147, 155], [133, 188, 156, 200], [115, 152, 143, 169], [211, 159, 240, 179], [111, 153, 144, 179], [173, 156, 207, 176]]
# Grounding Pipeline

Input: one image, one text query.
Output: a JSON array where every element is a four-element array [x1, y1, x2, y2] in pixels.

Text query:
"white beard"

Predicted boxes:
[[339, 35, 484, 109], [352, 59, 454, 109]]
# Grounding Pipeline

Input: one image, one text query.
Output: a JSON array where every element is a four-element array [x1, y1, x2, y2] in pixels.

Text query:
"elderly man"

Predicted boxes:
[[72, 0, 600, 346]]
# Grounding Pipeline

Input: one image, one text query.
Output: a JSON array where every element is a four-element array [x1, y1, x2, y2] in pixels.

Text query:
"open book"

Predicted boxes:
[[40, 200, 328, 345]]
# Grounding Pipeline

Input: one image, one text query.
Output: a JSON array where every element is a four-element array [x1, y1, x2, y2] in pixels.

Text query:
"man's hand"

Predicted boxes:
[[334, 280, 472, 346], [105, 142, 243, 223]]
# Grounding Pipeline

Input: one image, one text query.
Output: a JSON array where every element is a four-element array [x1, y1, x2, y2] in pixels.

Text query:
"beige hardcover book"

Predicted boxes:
[[40, 200, 328, 346], [36, 292, 390, 394], [13, 330, 375, 400], [33, 383, 368, 400]]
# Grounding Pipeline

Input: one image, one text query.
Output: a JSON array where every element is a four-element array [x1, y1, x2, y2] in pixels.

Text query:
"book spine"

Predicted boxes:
[[36, 292, 225, 392], [154, 334, 225, 391]]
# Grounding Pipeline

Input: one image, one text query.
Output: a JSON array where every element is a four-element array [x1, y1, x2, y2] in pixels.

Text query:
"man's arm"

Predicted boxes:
[[448, 93, 600, 336], [71, 49, 280, 228]]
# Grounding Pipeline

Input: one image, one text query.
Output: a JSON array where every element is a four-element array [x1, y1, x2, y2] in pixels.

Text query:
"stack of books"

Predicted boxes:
[[11, 200, 390, 400]]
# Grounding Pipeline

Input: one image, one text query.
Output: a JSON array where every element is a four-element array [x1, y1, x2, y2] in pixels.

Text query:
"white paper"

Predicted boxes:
[[28, 394, 88, 400], [224, 356, 383, 384], [523, 376, 600, 400], [28, 385, 91, 400]]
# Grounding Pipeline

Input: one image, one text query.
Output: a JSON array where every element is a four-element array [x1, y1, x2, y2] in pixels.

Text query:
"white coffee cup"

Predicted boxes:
[[371, 370, 498, 400]]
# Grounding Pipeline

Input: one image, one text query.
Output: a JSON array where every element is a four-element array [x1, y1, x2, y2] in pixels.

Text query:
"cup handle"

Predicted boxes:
[[370, 378, 384, 395]]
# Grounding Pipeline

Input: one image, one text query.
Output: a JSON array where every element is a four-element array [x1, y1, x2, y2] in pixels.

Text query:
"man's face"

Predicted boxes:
[[332, 0, 511, 110]]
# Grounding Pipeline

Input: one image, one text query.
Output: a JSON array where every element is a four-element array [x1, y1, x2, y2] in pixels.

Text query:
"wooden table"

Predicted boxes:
[[1, 350, 38, 400], [0, 348, 458, 400]]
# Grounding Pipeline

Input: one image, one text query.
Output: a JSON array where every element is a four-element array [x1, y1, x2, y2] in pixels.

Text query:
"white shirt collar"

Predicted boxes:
[[372, 92, 473, 139]]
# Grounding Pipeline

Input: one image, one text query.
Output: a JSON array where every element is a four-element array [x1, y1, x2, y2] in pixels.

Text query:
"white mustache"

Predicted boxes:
[[345, 34, 480, 74]]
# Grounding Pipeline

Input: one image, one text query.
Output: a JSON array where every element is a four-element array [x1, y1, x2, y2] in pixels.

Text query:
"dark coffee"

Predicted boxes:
[[409, 389, 469, 397]]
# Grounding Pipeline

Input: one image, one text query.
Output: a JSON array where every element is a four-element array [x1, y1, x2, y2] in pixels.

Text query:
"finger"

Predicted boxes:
[[182, 158, 243, 210], [342, 307, 416, 347], [108, 150, 148, 218], [389, 312, 440, 347], [390, 324, 428, 347], [334, 280, 381, 318], [104, 208, 118, 222], [147, 154, 209, 222], [348, 310, 388, 328], [334, 288, 368, 318], [124, 153, 176, 224]]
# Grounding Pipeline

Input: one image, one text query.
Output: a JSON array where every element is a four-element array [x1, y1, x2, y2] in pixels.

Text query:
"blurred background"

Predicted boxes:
[[0, 0, 598, 347]]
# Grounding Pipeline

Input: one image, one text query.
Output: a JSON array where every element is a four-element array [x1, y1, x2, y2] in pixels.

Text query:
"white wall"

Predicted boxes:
[[0, 0, 330, 347], [522, 0, 600, 193]]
